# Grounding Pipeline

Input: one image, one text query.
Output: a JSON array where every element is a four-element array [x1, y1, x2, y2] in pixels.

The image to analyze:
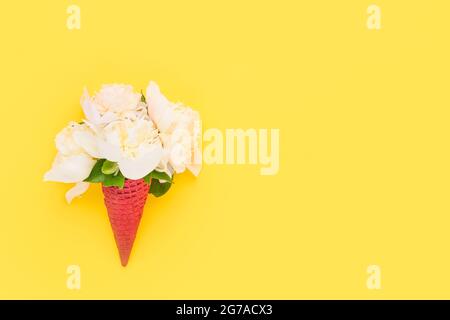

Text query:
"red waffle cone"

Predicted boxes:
[[102, 178, 149, 266]]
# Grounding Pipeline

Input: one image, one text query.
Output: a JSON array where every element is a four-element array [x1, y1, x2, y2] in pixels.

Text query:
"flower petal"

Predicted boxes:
[[73, 130, 101, 158], [98, 111, 118, 125], [81, 88, 102, 125], [187, 164, 201, 176], [118, 145, 163, 179], [146, 82, 169, 114], [146, 81, 175, 131], [155, 149, 172, 177], [44, 153, 96, 183], [97, 138, 122, 162], [65, 182, 90, 204]]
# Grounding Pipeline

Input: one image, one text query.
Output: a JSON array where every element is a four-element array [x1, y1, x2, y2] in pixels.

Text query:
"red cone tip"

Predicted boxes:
[[102, 179, 149, 266]]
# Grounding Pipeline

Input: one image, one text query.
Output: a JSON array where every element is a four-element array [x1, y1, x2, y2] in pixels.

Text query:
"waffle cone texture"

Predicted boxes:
[[102, 178, 149, 266]]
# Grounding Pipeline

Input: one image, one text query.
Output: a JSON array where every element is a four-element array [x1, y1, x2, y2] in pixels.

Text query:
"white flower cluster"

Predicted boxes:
[[44, 82, 201, 203]]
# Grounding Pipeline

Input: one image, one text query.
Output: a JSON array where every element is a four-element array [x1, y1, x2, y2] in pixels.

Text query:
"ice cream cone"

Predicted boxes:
[[102, 178, 149, 266]]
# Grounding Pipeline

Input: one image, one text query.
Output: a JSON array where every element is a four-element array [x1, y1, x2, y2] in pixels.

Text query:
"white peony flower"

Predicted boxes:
[[97, 118, 164, 179], [146, 81, 202, 176], [44, 122, 99, 203], [45, 82, 200, 203], [81, 84, 147, 125]]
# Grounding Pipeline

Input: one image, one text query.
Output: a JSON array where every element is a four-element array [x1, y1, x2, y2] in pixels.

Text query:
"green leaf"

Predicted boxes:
[[143, 170, 172, 185], [84, 159, 106, 183], [101, 160, 119, 175], [103, 171, 125, 188], [149, 178, 172, 197], [140, 90, 146, 103], [152, 171, 172, 182]]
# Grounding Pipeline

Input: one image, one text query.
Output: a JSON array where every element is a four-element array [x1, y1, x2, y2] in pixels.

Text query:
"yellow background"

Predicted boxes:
[[0, 0, 449, 299]]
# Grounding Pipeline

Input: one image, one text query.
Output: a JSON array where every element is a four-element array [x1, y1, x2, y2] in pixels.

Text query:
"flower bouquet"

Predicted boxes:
[[44, 82, 201, 266]]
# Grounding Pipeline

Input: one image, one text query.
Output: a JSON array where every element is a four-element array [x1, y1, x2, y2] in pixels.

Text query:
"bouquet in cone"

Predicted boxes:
[[44, 82, 201, 266]]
